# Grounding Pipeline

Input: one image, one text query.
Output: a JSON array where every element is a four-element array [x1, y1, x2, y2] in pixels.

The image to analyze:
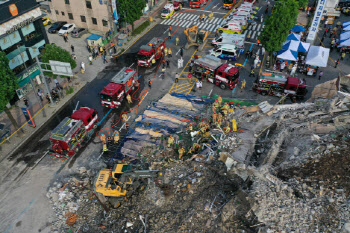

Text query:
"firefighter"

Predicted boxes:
[[148, 80, 152, 87], [178, 146, 185, 159], [208, 12, 214, 20], [187, 123, 193, 132], [201, 13, 206, 21], [168, 135, 174, 147], [152, 58, 156, 66], [224, 122, 231, 134], [168, 48, 172, 57], [232, 119, 237, 132], [113, 130, 120, 144], [103, 144, 108, 152], [241, 79, 246, 89], [164, 47, 168, 57], [212, 105, 217, 114], [122, 113, 128, 123], [189, 143, 200, 154], [217, 113, 223, 126], [100, 133, 106, 144], [176, 36, 180, 46], [126, 94, 132, 104], [213, 99, 219, 109], [212, 112, 217, 123], [200, 125, 207, 134], [222, 102, 229, 117], [218, 95, 223, 107]]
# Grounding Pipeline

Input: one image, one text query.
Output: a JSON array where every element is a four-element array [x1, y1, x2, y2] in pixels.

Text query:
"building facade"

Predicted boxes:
[[0, 0, 49, 98], [47, 0, 114, 33]]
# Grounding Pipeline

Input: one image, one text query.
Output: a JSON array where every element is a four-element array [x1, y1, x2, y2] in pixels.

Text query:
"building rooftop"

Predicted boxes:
[[0, 0, 39, 25]]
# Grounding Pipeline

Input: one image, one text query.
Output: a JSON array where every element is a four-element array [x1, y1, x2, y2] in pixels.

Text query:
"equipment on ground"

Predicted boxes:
[[49, 107, 99, 159], [184, 25, 210, 51], [191, 55, 240, 89], [190, 0, 208, 8], [100, 67, 139, 108], [252, 72, 307, 99], [223, 0, 235, 9], [137, 37, 165, 67], [94, 164, 163, 208]]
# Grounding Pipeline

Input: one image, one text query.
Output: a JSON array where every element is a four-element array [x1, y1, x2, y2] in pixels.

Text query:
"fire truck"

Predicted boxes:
[[191, 55, 240, 89], [223, 0, 235, 9], [100, 67, 139, 108], [137, 37, 165, 67], [190, 0, 207, 8], [49, 107, 99, 159], [252, 72, 307, 99]]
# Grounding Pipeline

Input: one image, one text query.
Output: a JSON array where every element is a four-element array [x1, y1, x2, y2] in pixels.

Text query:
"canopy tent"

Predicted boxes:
[[277, 49, 298, 61], [282, 40, 310, 52], [339, 37, 350, 47], [286, 33, 301, 41], [340, 31, 350, 41], [291, 25, 306, 33], [305, 46, 330, 67], [343, 21, 350, 27], [343, 24, 350, 31]]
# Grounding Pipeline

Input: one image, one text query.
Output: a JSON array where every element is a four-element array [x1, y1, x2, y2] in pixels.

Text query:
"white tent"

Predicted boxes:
[[305, 46, 330, 67], [282, 40, 310, 52], [340, 31, 350, 41], [277, 49, 298, 61], [340, 38, 350, 47]]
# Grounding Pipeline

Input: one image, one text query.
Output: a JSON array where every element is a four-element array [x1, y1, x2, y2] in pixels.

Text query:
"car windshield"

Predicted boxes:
[[52, 23, 59, 27], [100, 94, 112, 101], [61, 26, 68, 30], [162, 9, 169, 13], [224, 0, 233, 3], [137, 54, 149, 61], [192, 0, 200, 2]]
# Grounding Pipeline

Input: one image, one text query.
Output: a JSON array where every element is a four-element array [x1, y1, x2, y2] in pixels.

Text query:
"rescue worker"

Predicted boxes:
[[200, 125, 207, 134], [103, 144, 108, 152], [178, 146, 185, 159], [100, 133, 106, 144], [113, 130, 120, 144], [176, 36, 180, 46], [249, 68, 255, 77], [201, 13, 206, 21], [212, 105, 217, 114], [148, 80, 152, 87], [221, 102, 229, 117], [126, 94, 132, 104], [164, 47, 168, 57], [168, 48, 172, 57], [218, 95, 223, 107], [189, 143, 200, 154], [232, 119, 237, 132], [241, 79, 246, 89], [152, 58, 156, 66], [187, 123, 193, 132], [213, 99, 219, 109], [217, 113, 223, 126], [168, 31, 171, 40], [208, 12, 214, 20], [168, 135, 174, 147], [224, 122, 231, 134], [212, 112, 217, 123], [122, 113, 128, 123]]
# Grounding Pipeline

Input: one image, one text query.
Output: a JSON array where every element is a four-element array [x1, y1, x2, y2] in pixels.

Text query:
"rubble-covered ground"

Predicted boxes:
[[46, 93, 350, 233]]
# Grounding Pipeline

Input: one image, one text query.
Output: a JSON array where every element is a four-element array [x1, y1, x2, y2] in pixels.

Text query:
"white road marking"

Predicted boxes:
[[212, 18, 219, 24], [251, 31, 256, 39], [257, 24, 262, 31], [209, 24, 216, 32], [252, 24, 257, 31], [217, 18, 225, 25]]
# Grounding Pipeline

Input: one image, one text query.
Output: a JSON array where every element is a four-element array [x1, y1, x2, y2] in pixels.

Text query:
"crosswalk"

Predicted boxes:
[[243, 23, 265, 41], [160, 13, 226, 32]]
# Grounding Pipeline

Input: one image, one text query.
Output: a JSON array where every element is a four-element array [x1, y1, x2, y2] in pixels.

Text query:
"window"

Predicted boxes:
[[86, 1, 92, 9], [92, 17, 97, 25], [102, 19, 108, 26], [55, 10, 59, 15], [61, 11, 65, 16], [65, 0, 69, 4], [68, 13, 74, 20], [218, 72, 223, 76], [80, 15, 86, 22]]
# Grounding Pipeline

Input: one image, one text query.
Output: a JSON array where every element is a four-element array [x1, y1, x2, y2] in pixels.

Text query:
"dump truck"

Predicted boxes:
[[137, 37, 165, 67], [100, 67, 139, 108], [191, 55, 240, 89], [184, 25, 210, 51], [190, 0, 208, 8], [94, 164, 163, 208], [252, 72, 307, 99], [49, 107, 99, 159]]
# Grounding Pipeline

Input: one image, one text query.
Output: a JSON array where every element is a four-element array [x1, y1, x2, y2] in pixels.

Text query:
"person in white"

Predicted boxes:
[[81, 61, 85, 72], [254, 57, 259, 68], [290, 64, 297, 76], [178, 57, 184, 69], [196, 80, 200, 89]]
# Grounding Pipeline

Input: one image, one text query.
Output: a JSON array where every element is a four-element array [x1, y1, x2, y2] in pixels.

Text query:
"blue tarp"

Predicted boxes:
[[286, 33, 301, 41], [277, 49, 298, 61], [87, 34, 102, 40], [282, 40, 310, 52], [291, 25, 306, 33]]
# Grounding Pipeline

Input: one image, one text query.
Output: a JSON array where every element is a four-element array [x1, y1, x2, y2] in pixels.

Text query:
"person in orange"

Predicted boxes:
[[169, 26, 172, 32]]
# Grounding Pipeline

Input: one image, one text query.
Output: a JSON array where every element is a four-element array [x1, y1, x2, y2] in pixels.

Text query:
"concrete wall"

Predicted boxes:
[[48, 0, 111, 33]]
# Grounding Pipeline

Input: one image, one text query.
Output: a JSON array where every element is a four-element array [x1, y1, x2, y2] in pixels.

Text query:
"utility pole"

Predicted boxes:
[[34, 55, 54, 105]]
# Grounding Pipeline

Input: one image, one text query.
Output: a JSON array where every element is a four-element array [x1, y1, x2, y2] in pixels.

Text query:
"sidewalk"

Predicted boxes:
[[0, 0, 167, 160]]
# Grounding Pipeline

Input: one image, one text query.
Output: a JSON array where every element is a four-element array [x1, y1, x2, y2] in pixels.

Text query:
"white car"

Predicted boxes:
[[58, 23, 76, 36]]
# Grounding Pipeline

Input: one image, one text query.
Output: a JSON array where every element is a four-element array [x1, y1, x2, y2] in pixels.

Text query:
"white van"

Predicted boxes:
[[210, 44, 237, 61], [217, 23, 242, 34], [227, 17, 247, 29], [161, 4, 175, 19], [212, 34, 245, 48]]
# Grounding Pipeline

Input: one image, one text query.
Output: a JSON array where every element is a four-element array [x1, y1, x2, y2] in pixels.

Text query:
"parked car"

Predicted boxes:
[[48, 21, 67, 34], [71, 28, 88, 38], [58, 23, 76, 36], [42, 16, 51, 26]]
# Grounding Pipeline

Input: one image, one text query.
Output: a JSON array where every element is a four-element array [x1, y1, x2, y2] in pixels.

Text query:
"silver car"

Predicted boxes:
[[71, 28, 88, 38]]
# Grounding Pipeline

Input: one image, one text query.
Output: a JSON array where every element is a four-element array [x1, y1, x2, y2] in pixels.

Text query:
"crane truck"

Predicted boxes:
[[94, 164, 163, 208], [49, 107, 99, 159]]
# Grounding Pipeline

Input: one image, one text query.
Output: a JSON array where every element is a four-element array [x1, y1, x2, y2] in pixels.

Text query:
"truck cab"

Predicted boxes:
[[210, 44, 237, 61], [70, 107, 99, 131], [223, 0, 235, 9], [173, 1, 183, 10], [137, 38, 165, 67], [190, 0, 207, 8], [161, 4, 175, 19]]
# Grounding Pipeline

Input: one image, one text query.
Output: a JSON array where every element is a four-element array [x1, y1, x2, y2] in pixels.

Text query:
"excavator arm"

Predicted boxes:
[[184, 25, 199, 45]]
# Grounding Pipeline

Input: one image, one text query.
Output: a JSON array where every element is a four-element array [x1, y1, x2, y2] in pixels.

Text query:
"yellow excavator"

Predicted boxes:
[[94, 164, 163, 208], [184, 25, 210, 51]]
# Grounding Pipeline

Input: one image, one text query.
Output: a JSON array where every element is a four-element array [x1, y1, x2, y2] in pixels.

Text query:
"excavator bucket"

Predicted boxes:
[[184, 25, 210, 51]]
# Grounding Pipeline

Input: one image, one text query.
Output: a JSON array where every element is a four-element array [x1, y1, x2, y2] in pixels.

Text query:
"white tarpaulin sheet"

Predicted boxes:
[[305, 46, 330, 67], [340, 31, 350, 41]]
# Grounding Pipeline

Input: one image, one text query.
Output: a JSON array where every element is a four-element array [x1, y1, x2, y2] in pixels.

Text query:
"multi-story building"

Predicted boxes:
[[47, 0, 114, 33], [0, 0, 49, 98]]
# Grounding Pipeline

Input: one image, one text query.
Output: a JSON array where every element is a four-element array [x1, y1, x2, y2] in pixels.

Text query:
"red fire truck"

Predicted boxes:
[[190, 0, 207, 8], [100, 67, 139, 108], [49, 107, 99, 159], [223, 0, 235, 9], [137, 38, 165, 67], [173, 1, 183, 10], [191, 55, 240, 89], [252, 72, 307, 99]]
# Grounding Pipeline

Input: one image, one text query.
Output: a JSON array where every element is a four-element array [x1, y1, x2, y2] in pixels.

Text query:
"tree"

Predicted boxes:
[[259, 0, 299, 65], [40, 44, 77, 78], [118, 0, 146, 30], [0, 51, 23, 134]]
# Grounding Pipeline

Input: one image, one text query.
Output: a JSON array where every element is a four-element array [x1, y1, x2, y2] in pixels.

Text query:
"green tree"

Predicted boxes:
[[0, 51, 23, 134], [40, 44, 77, 78], [259, 0, 299, 65], [118, 0, 146, 30], [296, 0, 308, 8]]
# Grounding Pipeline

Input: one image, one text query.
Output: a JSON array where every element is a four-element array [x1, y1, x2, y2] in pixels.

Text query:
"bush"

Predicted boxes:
[[132, 21, 150, 36], [66, 87, 74, 95]]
